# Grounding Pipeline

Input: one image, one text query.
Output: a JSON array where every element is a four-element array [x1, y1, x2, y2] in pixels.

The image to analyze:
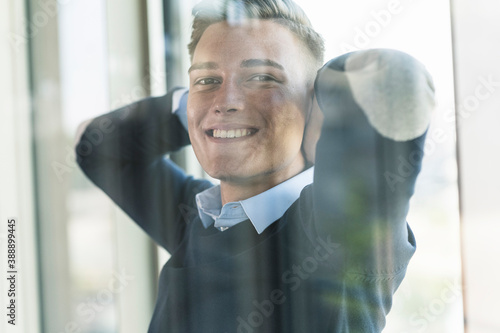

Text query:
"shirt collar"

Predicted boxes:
[[195, 167, 314, 234]]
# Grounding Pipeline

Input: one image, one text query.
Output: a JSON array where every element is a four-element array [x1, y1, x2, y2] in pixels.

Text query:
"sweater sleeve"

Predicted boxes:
[[76, 88, 211, 252], [311, 49, 435, 276]]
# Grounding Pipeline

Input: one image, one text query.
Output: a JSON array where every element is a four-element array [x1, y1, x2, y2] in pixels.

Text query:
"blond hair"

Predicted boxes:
[[188, 0, 325, 70]]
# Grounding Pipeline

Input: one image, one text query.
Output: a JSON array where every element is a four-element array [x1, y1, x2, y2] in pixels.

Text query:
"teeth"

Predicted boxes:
[[212, 128, 254, 139]]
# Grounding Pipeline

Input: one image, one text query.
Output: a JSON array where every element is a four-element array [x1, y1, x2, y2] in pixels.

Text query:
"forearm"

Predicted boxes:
[[76, 88, 190, 170], [312, 49, 434, 273], [75, 87, 196, 250]]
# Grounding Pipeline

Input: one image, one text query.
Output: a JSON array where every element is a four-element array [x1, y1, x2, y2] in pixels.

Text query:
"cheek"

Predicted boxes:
[[186, 108, 205, 157], [186, 110, 196, 140], [263, 109, 305, 159], [268, 98, 307, 133], [186, 98, 199, 125], [275, 98, 307, 147], [187, 97, 208, 134]]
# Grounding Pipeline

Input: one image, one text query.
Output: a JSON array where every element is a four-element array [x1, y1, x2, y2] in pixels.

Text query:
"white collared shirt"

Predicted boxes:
[[195, 167, 314, 234]]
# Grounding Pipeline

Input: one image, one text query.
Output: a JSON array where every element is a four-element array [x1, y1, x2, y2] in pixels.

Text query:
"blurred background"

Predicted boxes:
[[0, 0, 498, 332]]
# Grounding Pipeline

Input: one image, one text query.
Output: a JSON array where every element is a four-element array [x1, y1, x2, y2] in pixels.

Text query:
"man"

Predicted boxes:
[[76, 0, 435, 331]]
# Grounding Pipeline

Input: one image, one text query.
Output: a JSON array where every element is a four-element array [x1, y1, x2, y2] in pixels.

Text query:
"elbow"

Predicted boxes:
[[74, 118, 95, 169]]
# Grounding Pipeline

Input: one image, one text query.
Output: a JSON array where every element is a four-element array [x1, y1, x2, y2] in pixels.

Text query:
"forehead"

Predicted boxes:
[[192, 20, 305, 67]]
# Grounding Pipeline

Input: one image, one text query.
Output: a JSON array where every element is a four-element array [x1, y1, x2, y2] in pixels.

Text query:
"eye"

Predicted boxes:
[[249, 74, 276, 82], [195, 77, 220, 85]]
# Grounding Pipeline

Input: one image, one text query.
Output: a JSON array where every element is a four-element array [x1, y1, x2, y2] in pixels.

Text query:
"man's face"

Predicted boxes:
[[187, 20, 313, 186]]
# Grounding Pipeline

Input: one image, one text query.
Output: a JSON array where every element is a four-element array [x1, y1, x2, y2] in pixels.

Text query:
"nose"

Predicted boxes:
[[212, 80, 244, 114]]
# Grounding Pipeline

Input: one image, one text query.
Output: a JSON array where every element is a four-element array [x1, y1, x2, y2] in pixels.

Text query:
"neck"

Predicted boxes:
[[219, 158, 306, 205]]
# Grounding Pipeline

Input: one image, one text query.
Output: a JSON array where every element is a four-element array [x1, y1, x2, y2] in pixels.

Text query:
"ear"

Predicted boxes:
[[304, 85, 315, 124], [301, 86, 324, 165]]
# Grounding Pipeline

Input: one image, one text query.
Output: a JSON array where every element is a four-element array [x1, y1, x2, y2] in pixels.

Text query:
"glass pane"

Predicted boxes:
[[161, 0, 462, 331], [59, 0, 117, 331], [293, 1, 462, 332], [451, 0, 500, 331]]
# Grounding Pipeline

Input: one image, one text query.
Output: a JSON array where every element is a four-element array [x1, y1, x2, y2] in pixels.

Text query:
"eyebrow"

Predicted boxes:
[[240, 59, 284, 70], [188, 62, 219, 73], [188, 58, 284, 73]]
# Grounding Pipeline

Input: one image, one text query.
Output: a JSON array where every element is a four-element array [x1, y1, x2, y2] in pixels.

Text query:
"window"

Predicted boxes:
[[293, 1, 462, 331], [3, 0, 499, 332]]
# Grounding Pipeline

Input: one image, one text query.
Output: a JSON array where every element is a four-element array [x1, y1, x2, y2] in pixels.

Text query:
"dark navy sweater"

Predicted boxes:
[[76, 53, 428, 332]]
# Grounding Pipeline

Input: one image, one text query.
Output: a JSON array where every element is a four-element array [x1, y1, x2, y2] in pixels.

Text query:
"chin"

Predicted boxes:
[[204, 160, 265, 184], [206, 166, 253, 183], [200, 152, 253, 179]]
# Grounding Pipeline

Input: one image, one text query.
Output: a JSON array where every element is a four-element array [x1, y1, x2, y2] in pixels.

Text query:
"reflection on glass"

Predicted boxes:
[[51, 0, 462, 332], [293, 0, 462, 331]]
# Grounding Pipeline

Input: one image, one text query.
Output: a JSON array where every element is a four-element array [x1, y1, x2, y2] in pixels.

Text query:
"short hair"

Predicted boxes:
[[188, 0, 325, 70]]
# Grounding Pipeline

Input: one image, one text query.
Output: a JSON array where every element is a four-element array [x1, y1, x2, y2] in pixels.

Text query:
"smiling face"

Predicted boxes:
[[187, 20, 314, 196]]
